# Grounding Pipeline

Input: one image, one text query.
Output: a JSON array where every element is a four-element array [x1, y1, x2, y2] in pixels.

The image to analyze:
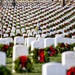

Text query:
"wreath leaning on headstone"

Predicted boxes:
[[14, 55, 33, 73], [32, 48, 50, 63]]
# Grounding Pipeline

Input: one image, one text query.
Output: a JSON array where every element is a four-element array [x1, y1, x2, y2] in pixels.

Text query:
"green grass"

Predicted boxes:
[[50, 54, 61, 62], [6, 54, 61, 75]]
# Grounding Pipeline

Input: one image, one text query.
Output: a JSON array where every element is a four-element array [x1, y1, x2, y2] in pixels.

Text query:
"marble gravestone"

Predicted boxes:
[[26, 37, 36, 47], [62, 51, 75, 70], [0, 51, 6, 66], [42, 62, 66, 75], [12, 45, 28, 73], [74, 47, 75, 51], [14, 36, 24, 45], [44, 38, 55, 48], [31, 38, 44, 50]]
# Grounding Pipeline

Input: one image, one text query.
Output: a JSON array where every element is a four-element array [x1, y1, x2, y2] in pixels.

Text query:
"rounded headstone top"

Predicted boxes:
[[55, 34, 64, 38], [62, 51, 74, 55], [43, 62, 62, 67]]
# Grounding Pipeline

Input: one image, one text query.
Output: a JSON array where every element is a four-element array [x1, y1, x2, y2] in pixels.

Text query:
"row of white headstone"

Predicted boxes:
[[1, 2, 75, 38], [0, 45, 28, 72], [30, 35, 75, 50], [43, 50, 75, 75], [0, 46, 75, 74], [0, 35, 75, 50]]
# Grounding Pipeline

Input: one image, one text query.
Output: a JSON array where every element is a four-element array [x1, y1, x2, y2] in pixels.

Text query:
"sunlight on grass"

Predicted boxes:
[[6, 54, 61, 75]]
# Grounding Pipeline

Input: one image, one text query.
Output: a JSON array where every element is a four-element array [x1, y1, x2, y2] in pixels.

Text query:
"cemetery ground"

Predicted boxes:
[[6, 54, 61, 75]]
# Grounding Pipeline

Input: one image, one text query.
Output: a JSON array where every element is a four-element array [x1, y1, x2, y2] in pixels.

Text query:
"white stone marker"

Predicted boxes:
[[26, 37, 36, 47], [0, 38, 9, 45], [42, 62, 66, 75], [14, 36, 24, 45], [31, 40, 39, 50], [12, 45, 28, 73], [72, 36, 75, 39], [74, 47, 75, 51], [13, 45, 28, 61], [62, 51, 75, 70], [3, 34, 8, 37], [0, 51, 6, 66], [44, 38, 55, 48], [31, 38, 44, 50]]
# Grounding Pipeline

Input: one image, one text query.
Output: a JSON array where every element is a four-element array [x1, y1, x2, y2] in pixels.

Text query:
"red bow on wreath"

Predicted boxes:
[[49, 46, 56, 56], [20, 56, 28, 68], [67, 67, 75, 75], [3, 45, 9, 52], [38, 49, 45, 63]]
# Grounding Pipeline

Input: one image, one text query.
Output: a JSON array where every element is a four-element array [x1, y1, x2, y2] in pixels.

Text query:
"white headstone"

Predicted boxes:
[[38, 38, 44, 49], [31, 38, 44, 50], [31, 40, 39, 50], [13, 45, 28, 61], [0, 38, 9, 45], [0, 51, 6, 66], [72, 36, 75, 39], [70, 39, 75, 44], [23, 34, 27, 38], [42, 62, 66, 75], [16, 29, 21, 34], [55, 37, 71, 47], [10, 33, 15, 37], [62, 51, 75, 70], [11, 27, 15, 32], [14, 36, 24, 45], [12, 45, 28, 72], [3, 38, 10, 45], [55, 34, 64, 37], [74, 47, 75, 51], [42, 34, 46, 38], [21, 28, 25, 33], [44, 38, 55, 48], [3, 34, 8, 37], [7, 38, 13, 43], [12, 27, 16, 31], [2, 38, 13, 44], [0, 38, 4, 44], [28, 32, 33, 37], [7, 28, 11, 31], [36, 34, 40, 38], [26, 37, 36, 47], [24, 38, 27, 45]]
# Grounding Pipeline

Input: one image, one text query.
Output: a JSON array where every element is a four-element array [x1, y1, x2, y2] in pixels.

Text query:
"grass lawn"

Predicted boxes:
[[6, 54, 61, 75]]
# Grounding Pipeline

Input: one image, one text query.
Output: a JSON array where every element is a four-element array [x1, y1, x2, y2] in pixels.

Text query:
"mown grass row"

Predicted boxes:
[[6, 54, 61, 75]]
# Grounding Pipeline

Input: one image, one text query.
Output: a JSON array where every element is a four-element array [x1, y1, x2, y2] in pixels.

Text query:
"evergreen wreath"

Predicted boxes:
[[0, 66, 11, 75], [44, 46, 56, 56], [14, 55, 33, 73], [0, 43, 13, 57], [32, 48, 50, 63]]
